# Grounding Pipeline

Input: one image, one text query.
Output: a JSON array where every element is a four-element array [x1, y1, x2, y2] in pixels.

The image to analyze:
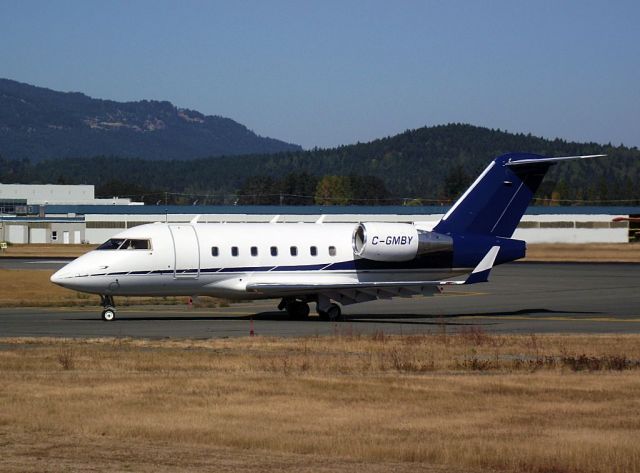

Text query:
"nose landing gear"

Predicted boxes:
[[100, 295, 116, 321]]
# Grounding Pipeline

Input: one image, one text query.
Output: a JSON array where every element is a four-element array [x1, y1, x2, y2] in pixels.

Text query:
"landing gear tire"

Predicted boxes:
[[100, 295, 116, 321], [318, 303, 342, 322], [286, 301, 310, 320], [101, 307, 116, 321]]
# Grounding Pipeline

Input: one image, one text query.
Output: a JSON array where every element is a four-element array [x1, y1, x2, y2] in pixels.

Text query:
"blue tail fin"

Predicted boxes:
[[434, 153, 604, 238]]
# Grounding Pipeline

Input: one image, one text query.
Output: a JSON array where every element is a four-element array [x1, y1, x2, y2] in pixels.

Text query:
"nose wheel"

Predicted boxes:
[[101, 307, 116, 321], [100, 295, 116, 321]]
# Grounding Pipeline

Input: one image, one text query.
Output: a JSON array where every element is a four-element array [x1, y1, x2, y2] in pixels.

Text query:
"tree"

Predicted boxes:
[[236, 176, 279, 205], [348, 175, 392, 204], [314, 175, 353, 205], [280, 172, 318, 205], [443, 164, 471, 202], [550, 180, 569, 206]]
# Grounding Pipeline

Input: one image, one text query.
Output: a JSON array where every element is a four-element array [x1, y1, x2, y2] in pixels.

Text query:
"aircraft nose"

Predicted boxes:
[[50, 268, 68, 286], [49, 253, 113, 293]]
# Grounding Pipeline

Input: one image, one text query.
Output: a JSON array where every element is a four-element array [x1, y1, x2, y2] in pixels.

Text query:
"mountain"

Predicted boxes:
[[0, 78, 301, 161], [3, 123, 639, 206]]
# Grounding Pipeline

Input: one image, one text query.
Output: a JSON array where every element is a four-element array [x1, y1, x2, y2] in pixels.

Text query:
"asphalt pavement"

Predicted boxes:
[[1, 262, 639, 338]]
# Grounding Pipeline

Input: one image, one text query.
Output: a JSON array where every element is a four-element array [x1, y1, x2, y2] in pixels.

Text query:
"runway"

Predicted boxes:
[[1, 262, 639, 338]]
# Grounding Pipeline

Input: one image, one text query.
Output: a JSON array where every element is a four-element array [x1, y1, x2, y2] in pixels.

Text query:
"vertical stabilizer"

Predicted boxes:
[[434, 153, 604, 238]]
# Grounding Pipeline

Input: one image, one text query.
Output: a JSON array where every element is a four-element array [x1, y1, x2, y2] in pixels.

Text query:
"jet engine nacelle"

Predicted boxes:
[[352, 222, 453, 262]]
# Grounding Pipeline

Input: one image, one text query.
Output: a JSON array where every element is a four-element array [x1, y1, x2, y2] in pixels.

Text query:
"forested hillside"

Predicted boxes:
[[0, 78, 301, 160], [1, 124, 638, 205]]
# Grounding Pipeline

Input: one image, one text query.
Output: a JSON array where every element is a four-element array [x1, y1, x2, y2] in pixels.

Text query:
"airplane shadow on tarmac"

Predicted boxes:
[[346, 307, 601, 320], [73, 311, 297, 323], [71, 307, 602, 325], [342, 308, 603, 326]]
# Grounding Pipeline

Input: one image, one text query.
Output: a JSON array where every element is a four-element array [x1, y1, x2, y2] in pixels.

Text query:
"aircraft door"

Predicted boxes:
[[169, 225, 200, 279]]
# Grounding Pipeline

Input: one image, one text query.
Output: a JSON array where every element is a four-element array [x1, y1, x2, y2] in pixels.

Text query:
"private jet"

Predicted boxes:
[[50, 152, 605, 321]]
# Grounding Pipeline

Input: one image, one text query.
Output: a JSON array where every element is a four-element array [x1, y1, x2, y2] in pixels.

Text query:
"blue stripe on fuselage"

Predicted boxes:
[[111, 251, 455, 276]]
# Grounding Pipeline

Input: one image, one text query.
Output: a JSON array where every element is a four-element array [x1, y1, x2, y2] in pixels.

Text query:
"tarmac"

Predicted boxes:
[[1, 261, 639, 338]]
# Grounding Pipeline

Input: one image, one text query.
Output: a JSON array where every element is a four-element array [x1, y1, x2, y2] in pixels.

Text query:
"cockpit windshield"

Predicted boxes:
[[96, 238, 151, 250]]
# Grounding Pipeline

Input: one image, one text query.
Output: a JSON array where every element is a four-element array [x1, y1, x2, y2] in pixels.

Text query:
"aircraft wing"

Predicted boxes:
[[246, 280, 444, 305], [245, 246, 500, 305]]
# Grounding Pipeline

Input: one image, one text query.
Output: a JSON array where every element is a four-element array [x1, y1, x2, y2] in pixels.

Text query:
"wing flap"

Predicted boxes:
[[245, 279, 447, 295]]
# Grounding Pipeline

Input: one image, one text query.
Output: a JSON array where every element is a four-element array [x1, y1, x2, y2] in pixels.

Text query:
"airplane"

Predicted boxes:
[[50, 152, 606, 321]]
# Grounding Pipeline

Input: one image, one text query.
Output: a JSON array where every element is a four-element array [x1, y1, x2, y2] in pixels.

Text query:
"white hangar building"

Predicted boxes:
[[1, 204, 636, 245], [0, 183, 141, 244]]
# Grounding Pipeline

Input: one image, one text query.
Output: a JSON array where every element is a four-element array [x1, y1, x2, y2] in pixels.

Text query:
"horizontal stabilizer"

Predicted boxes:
[[506, 154, 606, 166], [463, 246, 500, 284]]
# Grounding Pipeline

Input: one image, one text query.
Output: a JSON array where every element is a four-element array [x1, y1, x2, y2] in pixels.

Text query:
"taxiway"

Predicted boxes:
[[0, 263, 638, 338]]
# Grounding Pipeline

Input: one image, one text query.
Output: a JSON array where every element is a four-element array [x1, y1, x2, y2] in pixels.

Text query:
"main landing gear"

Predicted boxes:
[[278, 296, 343, 322], [317, 294, 343, 321], [278, 297, 310, 319], [100, 295, 116, 321], [317, 303, 342, 322]]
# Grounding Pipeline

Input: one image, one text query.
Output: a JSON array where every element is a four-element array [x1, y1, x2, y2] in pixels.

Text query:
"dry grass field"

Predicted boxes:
[[0, 243, 95, 258], [0, 269, 224, 308], [0, 268, 105, 307], [1, 333, 640, 472]]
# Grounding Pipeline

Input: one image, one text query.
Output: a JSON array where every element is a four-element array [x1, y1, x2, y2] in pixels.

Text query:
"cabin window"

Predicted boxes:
[[329, 246, 337, 256], [51, 231, 58, 242], [251, 246, 258, 257], [211, 246, 219, 257], [290, 246, 297, 256], [231, 246, 239, 257], [310, 246, 317, 256], [270, 246, 278, 256], [97, 238, 151, 250]]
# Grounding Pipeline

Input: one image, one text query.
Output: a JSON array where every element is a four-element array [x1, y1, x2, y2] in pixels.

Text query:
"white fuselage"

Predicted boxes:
[[50, 222, 463, 299]]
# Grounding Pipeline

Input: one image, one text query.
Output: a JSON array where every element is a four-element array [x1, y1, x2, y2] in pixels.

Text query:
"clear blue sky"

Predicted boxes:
[[1, 0, 638, 149]]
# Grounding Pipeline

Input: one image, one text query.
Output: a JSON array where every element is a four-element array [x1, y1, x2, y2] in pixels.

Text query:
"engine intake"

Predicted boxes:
[[352, 222, 453, 262]]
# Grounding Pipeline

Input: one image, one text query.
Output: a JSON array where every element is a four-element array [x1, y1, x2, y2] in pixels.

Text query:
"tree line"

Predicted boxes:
[[1, 124, 639, 206], [236, 173, 392, 205]]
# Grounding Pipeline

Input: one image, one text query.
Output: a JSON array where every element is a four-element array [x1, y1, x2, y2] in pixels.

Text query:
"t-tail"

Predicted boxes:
[[433, 153, 606, 277]]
